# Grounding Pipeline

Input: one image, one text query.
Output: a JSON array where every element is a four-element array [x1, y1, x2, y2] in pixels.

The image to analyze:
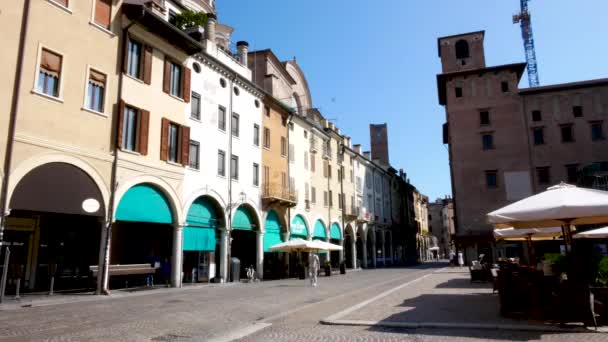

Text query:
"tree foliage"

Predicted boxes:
[[174, 10, 207, 30]]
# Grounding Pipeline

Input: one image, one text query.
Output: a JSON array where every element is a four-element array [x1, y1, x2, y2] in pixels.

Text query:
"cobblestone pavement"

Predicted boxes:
[[2, 264, 605, 341], [0, 264, 439, 341]]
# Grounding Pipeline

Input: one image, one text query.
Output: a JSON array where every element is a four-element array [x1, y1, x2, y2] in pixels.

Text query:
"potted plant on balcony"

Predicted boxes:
[[324, 261, 332, 277]]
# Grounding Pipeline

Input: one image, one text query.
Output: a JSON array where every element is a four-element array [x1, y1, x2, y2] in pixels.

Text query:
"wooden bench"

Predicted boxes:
[[89, 264, 156, 278]]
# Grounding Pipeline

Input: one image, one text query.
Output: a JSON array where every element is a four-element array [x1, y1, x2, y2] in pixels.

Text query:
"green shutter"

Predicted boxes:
[[330, 223, 341, 240], [233, 206, 255, 231], [116, 184, 173, 224], [264, 210, 283, 252], [183, 227, 216, 251], [313, 220, 327, 239], [290, 215, 308, 239]]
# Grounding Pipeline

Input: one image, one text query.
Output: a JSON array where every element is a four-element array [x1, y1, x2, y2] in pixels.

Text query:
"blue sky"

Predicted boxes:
[[217, 0, 608, 200]]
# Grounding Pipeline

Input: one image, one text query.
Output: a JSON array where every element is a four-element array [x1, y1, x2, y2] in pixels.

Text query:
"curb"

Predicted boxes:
[[320, 318, 602, 333]]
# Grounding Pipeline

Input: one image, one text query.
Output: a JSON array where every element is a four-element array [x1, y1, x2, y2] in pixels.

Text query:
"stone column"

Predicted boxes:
[[371, 228, 377, 268], [389, 232, 394, 265], [339, 237, 344, 264], [381, 230, 386, 267], [256, 231, 264, 279], [220, 229, 229, 282], [325, 236, 331, 265], [171, 224, 184, 288], [282, 231, 290, 277], [351, 237, 357, 269], [96, 219, 111, 294], [361, 236, 368, 269]]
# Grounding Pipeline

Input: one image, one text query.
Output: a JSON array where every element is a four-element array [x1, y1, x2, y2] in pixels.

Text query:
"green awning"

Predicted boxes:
[[187, 197, 221, 228], [264, 210, 283, 252], [290, 215, 308, 239], [183, 227, 216, 251], [330, 223, 341, 240], [116, 184, 173, 224], [233, 206, 256, 231], [313, 220, 327, 239]]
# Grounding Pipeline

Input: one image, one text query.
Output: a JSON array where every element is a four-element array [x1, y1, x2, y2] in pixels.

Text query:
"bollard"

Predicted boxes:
[[49, 276, 54, 296], [14, 278, 20, 299]]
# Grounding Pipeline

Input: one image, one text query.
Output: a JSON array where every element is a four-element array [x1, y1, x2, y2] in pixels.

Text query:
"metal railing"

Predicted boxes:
[[262, 184, 298, 203]]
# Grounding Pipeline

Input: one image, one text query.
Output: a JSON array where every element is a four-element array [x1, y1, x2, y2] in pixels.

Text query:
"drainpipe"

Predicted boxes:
[[0, 0, 31, 248], [98, 16, 143, 295], [339, 144, 345, 265], [285, 112, 293, 277]]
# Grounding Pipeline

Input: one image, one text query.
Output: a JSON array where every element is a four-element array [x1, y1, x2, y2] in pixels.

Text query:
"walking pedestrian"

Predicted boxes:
[[458, 252, 464, 268], [308, 253, 320, 287]]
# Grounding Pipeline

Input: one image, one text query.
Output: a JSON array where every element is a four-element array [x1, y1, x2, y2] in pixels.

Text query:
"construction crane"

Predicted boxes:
[[513, 0, 540, 87]]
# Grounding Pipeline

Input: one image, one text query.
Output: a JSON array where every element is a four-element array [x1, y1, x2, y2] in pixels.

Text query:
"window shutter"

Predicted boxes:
[[160, 118, 169, 161], [137, 109, 150, 155], [162, 59, 171, 94], [143, 45, 153, 85], [182, 66, 191, 102], [117, 100, 125, 149], [94, 0, 112, 29], [180, 126, 190, 166], [122, 36, 129, 74]]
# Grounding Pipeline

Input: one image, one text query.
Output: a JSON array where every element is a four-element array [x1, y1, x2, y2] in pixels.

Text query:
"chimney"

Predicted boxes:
[[237, 41, 249, 65], [335, 127, 341, 135], [205, 13, 217, 42], [354, 144, 362, 154], [363, 151, 371, 160]]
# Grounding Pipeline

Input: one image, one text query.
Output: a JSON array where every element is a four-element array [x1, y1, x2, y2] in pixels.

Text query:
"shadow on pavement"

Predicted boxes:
[[366, 325, 568, 341], [435, 277, 493, 289]]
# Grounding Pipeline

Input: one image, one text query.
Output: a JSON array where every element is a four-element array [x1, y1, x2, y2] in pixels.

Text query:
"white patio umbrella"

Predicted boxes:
[[573, 226, 608, 239], [268, 238, 314, 253], [308, 239, 343, 251], [493, 227, 564, 241], [487, 183, 608, 229]]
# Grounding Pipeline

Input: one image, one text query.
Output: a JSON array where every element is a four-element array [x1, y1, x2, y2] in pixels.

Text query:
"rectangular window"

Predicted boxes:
[[455, 87, 463, 98], [289, 144, 295, 163], [189, 140, 200, 169], [533, 127, 544, 145], [311, 187, 316, 204], [304, 151, 309, 169], [94, 0, 112, 29], [561, 124, 574, 142], [122, 106, 138, 152], [573, 105, 583, 118], [263, 127, 270, 148], [281, 137, 287, 157], [304, 130, 308, 138], [536, 167, 550, 185], [231, 155, 239, 180], [168, 10, 177, 25], [338, 193, 343, 209], [126, 39, 142, 79], [169, 61, 182, 97], [168, 123, 179, 163], [485, 170, 498, 188], [217, 150, 225, 176], [87, 69, 106, 113], [191, 92, 201, 120], [501, 81, 509, 93], [253, 163, 259, 186], [566, 164, 578, 184], [311, 153, 316, 172], [532, 110, 542, 122], [253, 124, 260, 146], [482, 133, 494, 150], [263, 166, 269, 187], [218, 106, 226, 131], [37, 48, 62, 97], [479, 111, 490, 125], [591, 122, 604, 141], [323, 191, 328, 207], [329, 190, 333, 207], [231, 113, 239, 137]]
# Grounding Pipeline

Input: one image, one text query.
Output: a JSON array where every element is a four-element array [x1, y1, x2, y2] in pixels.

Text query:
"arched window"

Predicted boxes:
[[455, 40, 470, 59]]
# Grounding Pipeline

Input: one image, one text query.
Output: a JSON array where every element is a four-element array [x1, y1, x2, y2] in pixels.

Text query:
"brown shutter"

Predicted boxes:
[[143, 45, 153, 85], [137, 109, 150, 155], [122, 36, 129, 74], [182, 66, 191, 102], [160, 118, 169, 161], [162, 59, 171, 94], [94, 0, 112, 29], [117, 100, 125, 149], [180, 126, 190, 166]]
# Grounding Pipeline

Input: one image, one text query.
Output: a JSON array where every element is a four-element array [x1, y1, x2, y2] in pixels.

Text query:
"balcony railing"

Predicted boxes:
[[262, 184, 298, 206], [345, 206, 359, 219]]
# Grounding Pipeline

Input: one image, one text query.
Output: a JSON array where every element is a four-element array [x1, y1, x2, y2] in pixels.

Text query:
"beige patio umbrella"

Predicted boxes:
[[487, 183, 608, 252], [268, 238, 315, 253], [573, 226, 608, 239], [493, 227, 564, 241]]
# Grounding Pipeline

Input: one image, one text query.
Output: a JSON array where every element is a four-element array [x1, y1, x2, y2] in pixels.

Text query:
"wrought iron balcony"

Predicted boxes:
[[262, 184, 298, 207]]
